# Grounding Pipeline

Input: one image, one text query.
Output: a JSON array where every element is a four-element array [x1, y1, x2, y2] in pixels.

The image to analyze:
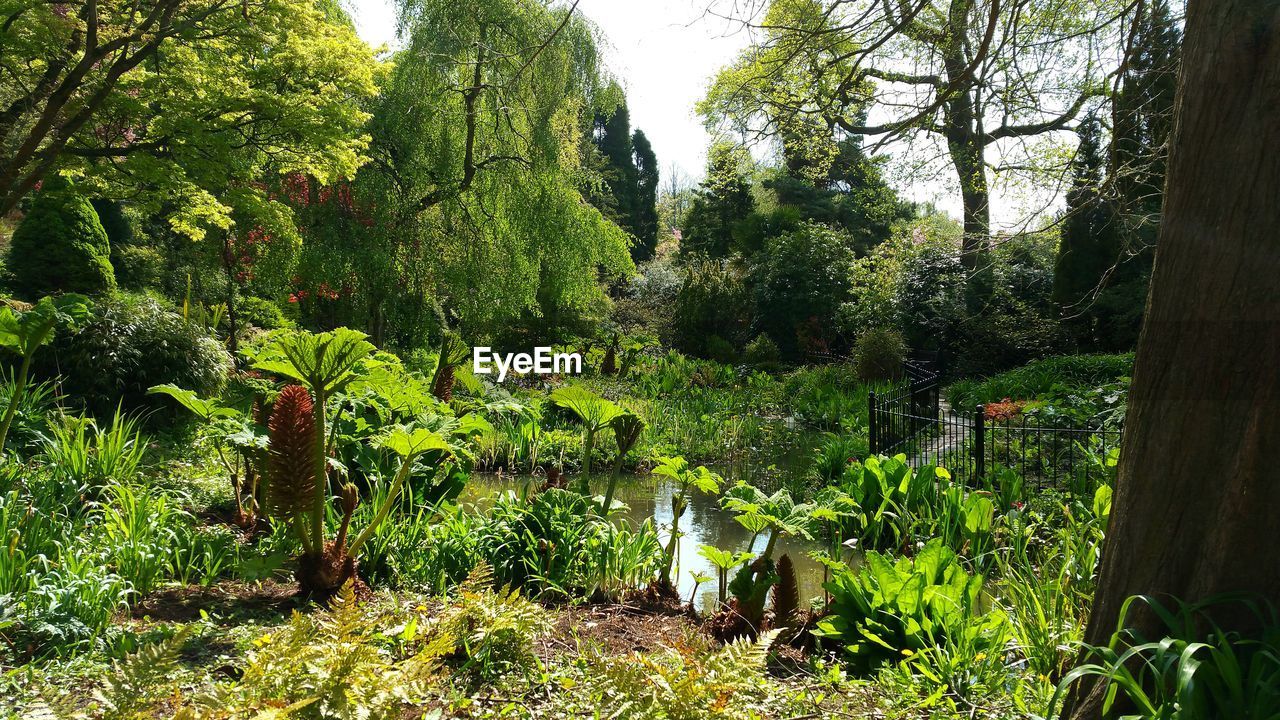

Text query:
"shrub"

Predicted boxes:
[[945, 353, 1134, 409], [235, 295, 293, 330], [671, 260, 751, 359], [704, 334, 737, 365], [853, 327, 905, 382], [112, 244, 164, 290], [750, 221, 857, 356], [7, 182, 116, 298], [33, 293, 232, 418], [741, 334, 782, 371]]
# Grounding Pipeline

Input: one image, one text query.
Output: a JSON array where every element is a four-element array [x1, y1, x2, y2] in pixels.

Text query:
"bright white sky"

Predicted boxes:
[[346, 0, 1046, 227], [347, 0, 752, 184]]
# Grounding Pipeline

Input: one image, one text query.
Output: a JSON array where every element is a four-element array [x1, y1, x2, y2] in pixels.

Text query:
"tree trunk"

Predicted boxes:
[[942, 0, 990, 270], [1068, 1, 1280, 717]]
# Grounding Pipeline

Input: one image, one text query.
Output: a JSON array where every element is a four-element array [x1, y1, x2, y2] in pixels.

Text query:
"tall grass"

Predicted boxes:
[[1053, 595, 1280, 719]]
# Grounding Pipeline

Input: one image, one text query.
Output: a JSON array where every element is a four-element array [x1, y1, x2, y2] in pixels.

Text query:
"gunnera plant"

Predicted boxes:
[[252, 329, 453, 598]]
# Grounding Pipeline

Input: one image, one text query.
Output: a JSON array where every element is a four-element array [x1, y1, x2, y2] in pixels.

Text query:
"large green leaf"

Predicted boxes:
[[148, 384, 240, 422], [0, 295, 91, 356], [549, 386, 623, 430], [248, 328, 375, 395], [377, 425, 451, 458]]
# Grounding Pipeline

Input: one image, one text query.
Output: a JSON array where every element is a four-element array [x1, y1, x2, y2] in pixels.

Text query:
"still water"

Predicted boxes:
[[460, 472, 861, 614]]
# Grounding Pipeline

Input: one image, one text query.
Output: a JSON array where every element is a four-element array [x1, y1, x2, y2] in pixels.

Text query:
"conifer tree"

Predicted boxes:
[[631, 130, 660, 261]]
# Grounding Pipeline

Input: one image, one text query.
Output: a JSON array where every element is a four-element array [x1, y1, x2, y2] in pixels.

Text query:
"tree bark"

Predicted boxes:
[[1068, 1, 1280, 717]]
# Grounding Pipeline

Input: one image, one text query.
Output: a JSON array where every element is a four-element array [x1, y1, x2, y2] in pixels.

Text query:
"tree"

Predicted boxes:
[[1054, 3, 1181, 352], [1068, 2, 1280, 717], [750, 222, 858, 356], [1053, 115, 1123, 345], [0, 0, 378, 230], [592, 95, 639, 231], [703, 0, 1124, 269], [338, 0, 633, 339], [631, 130, 660, 261], [681, 142, 755, 258]]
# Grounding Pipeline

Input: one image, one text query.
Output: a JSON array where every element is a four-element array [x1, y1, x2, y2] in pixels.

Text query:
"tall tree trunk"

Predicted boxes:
[[1068, 1, 1280, 717], [947, 132, 991, 269], [942, 0, 989, 270]]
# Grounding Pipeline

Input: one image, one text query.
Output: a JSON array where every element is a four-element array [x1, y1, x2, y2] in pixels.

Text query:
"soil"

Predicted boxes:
[[537, 601, 710, 657], [129, 579, 301, 623]]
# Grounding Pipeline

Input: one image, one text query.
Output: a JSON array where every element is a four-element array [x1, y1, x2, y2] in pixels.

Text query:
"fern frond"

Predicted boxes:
[[459, 561, 495, 596], [93, 626, 192, 720]]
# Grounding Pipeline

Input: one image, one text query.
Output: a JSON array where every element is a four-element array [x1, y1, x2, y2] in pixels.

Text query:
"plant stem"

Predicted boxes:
[[601, 454, 624, 515], [311, 389, 328, 553], [0, 352, 32, 454], [661, 490, 686, 585], [350, 456, 438, 554]]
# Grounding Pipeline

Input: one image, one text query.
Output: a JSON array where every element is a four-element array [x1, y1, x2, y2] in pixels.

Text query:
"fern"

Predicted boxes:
[[93, 626, 193, 720], [595, 630, 778, 719]]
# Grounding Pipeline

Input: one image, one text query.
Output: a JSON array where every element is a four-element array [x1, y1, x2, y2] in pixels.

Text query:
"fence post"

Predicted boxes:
[[974, 404, 986, 479], [868, 390, 878, 454]]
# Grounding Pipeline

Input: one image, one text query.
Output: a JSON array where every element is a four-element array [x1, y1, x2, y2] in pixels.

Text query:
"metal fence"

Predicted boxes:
[[868, 364, 1123, 492]]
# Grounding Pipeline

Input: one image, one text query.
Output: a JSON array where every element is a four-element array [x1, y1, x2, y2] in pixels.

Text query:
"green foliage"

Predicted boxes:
[[945, 353, 1134, 409], [437, 563, 548, 685], [652, 457, 723, 586], [837, 456, 1000, 556], [3, 0, 378, 238], [592, 630, 779, 719], [631, 130, 661, 262], [0, 294, 91, 452], [111, 244, 164, 291], [750, 221, 858, 356], [671, 260, 752, 358], [0, 371, 55, 455], [92, 626, 191, 720], [236, 295, 294, 331], [815, 539, 1009, 674], [1055, 595, 1280, 719], [741, 334, 782, 371], [7, 184, 116, 298], [185, 583, 448, 719], [42, 411, 146, 496], [249, 328, 376, 400], [680, 142, 755, 259], [853, 327, 906, 383], [33, 293, 232, 418], [333, 0, 632, 341], [550, 385, 623, 481]]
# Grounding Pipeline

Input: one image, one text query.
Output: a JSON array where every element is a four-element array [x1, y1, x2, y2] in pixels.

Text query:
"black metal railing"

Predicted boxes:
[[869, 368, 1123, 492]]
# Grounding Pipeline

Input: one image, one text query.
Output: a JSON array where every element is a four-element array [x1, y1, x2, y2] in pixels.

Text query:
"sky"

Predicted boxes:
[[347, 0, 752, 186], [345, 0, 1051, 227]]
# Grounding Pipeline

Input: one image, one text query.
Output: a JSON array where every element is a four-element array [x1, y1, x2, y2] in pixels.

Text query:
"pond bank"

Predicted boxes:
[[461, 472, 860, 613]]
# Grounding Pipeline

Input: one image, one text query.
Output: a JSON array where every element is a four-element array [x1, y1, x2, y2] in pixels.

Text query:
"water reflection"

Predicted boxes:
[[460, 472, 861, 614]]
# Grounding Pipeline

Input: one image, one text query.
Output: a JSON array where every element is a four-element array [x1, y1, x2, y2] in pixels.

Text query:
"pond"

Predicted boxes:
[[460, 471, 862, 614]]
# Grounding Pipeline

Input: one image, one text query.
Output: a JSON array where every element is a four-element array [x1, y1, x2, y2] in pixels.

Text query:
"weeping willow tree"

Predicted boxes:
[[302, 0, 633, 344]]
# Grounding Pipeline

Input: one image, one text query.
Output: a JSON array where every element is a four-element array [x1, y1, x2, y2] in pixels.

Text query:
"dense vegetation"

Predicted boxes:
[[3, 0, 1276, 718]]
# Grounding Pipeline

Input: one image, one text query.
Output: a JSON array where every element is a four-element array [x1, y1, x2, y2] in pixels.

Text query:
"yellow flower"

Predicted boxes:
[[974, 653, 987, 662], [901, 648, 914, 657]]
